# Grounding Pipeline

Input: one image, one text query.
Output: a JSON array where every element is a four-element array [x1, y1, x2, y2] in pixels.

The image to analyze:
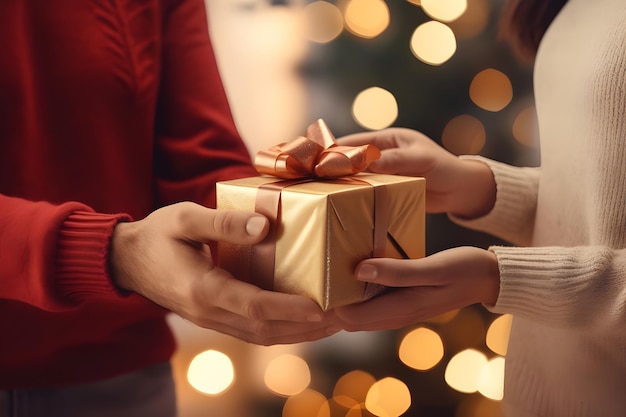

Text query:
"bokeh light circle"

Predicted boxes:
[[187, 350, 235, 395], [410, 20, 457, 65], [264, 354, 311, 397], [345, 404, 369, 417], [469, 68, 513, 112], [352, 86, 398, 130], [478, 356, 505, 401], [512, 106, 540, 148], [365, 377, 411, 417], [421, 0, 467, 22], [448, 0, 490, 39], [398, 327, 444, 371], [444, 349, 488, 393], [333, 370, 376, 408], [304, 1, 344, 44], [486, 314, 513, 356], [344, 0, 390, 39], [282, 389, 331, 417], [441, 114, 486, 155]]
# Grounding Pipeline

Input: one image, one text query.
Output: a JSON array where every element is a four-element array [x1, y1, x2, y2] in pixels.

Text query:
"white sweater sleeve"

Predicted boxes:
[[448, 155, 541, 247], [489, 245, 626, 330], [448, 157, 626, 331]]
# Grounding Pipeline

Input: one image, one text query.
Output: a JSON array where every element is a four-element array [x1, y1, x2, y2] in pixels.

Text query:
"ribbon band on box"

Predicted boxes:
[[252, 177, 390, 292]]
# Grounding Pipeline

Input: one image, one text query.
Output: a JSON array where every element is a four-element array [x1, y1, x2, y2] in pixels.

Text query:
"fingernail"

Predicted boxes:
[[357, 264, 378, 281], [246, 216, 266, 236]]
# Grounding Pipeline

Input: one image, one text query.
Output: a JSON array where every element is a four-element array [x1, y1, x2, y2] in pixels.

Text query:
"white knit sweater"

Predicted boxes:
[[451, 0, 626, 415]]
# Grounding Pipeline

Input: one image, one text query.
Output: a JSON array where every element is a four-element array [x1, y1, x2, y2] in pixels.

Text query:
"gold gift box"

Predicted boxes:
[[216, 173, 425, 310]]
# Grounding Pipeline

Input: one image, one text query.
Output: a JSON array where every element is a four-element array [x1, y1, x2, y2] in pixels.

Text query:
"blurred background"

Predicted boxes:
[[168, 0, 541, 416]]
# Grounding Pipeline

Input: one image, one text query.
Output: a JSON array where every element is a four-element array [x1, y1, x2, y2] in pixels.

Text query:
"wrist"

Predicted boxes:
[[482, 250, 500, 306], [109, 221, 138, 293], [450, 159, 496, 219]]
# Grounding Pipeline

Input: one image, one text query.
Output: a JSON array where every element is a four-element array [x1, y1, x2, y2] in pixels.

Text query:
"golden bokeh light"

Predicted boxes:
[[283, 389, 331, 417], [512, 106, 540, 148], [305, 1, 345, 44], [478, 356, 505, 401], [421, 0, 467, 22], [486, 314, 513, 356], [264, 354, 311, 397], [447, 0, 490, 39], [352, 86, 398, 130], [344, 0, 390, 39], [442, 114, 486, 155], [444, 349, 488, 394], [398, 327, 445, 371], [365, 377, 411, 417], [469, 68, 513, 112], [345, 404, 377, 417], [333, 370, 377, 408], [410, 20, 457, 66], [186, 350, 235, 396], [346, 405, 363, 417]]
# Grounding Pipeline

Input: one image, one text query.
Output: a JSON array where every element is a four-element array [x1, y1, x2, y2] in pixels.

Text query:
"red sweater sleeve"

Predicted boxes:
[[154, 0, 258, 208], [0, 0, 254, 314], [0, 195, 132, 312], [0, 0, 252, 386]]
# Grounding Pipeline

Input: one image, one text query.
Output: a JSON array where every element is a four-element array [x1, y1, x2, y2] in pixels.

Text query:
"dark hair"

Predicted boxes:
[[499, 0, 569, 63]]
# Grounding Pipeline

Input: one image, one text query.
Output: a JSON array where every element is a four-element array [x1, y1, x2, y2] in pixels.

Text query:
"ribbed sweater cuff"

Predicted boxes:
[[56, 211, 132, 303], [449, 155, 538, 244], [487, 246, 561, 318], [486, 245, 612, 325]]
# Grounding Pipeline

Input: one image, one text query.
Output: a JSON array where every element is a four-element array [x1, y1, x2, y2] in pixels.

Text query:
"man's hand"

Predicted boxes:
[[110, 202, 336, 345]]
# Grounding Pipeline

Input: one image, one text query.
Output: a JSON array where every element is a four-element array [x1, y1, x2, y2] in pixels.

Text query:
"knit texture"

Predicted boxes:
[[450, 0, 626, 415]]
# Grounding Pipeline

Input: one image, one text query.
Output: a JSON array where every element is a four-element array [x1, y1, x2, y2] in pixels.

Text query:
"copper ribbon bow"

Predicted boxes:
[[254, 119, 381, 178]]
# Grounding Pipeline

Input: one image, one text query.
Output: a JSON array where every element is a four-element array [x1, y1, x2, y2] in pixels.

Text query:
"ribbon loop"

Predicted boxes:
[[255, 119, 380, 179]]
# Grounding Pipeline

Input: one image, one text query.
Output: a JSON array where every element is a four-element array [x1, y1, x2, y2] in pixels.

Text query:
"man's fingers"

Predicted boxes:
[[204, 309, 338, 346], [187, 272, 336, 345], [171, 202, 269, 245], [335, 289, 429, 331], [205, 271, 327, 323]]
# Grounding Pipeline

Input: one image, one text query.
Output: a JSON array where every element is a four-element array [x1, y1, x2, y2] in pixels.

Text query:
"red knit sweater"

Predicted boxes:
[[0, 0, 257, 388]]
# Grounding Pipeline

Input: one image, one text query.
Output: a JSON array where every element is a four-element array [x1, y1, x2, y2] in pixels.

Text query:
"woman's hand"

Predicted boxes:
[[110, 201, 336, 345], [334, 247, 500, 331], [338, 128, 496, 218]]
